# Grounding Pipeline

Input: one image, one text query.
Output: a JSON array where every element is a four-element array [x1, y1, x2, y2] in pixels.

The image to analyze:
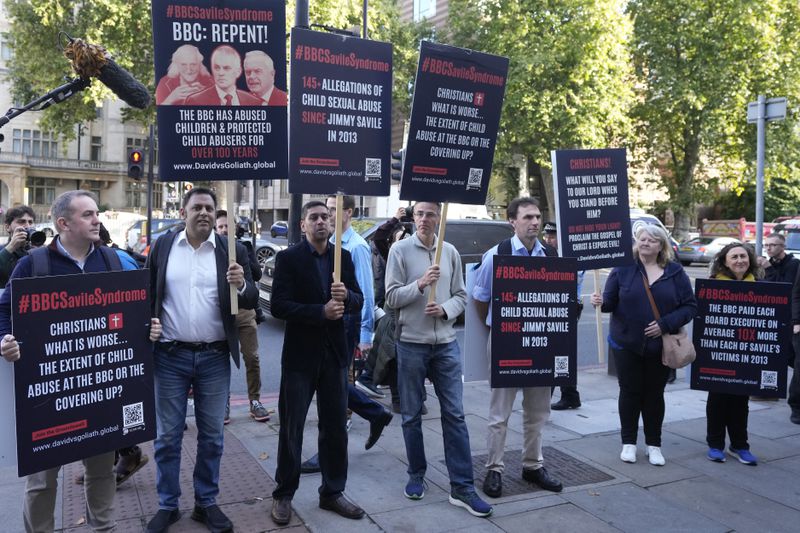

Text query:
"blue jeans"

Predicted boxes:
[[396, 340, 475, 496], [153, 343, 230, 510]]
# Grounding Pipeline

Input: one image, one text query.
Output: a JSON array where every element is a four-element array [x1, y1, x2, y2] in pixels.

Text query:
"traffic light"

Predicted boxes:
[[127, 149, 143, 179], [391, 148, 405, 182]]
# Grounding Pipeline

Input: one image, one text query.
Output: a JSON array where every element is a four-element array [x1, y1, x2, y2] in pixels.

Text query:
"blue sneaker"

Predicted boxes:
[[448, 491, 493, 518], [729, 447, 758, 465], [404, 478, 427, 500], [707, 448, 726, 462]]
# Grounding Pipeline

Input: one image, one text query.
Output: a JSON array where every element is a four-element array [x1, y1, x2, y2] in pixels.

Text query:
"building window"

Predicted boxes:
[[13, 129, 58, 157], [26, 178, 56, 206], [90, 136, 102, 161], [414, 0, 436, 21], [125, 181, 162, 209], [0, 34, 13, 62]]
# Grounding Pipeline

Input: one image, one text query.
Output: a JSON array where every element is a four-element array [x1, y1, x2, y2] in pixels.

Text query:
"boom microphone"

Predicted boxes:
[[62, 36, 150, 109]]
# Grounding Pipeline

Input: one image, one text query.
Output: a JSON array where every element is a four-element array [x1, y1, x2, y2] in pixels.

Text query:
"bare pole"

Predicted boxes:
[[288, 0, 310, 245]]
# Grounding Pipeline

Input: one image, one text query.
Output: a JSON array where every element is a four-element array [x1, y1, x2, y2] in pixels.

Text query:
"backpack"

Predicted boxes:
[[29, 245, 123, 276]]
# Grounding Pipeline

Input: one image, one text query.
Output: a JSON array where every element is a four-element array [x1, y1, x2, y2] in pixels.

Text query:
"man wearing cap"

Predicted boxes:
[[543, 221, 584, 410]]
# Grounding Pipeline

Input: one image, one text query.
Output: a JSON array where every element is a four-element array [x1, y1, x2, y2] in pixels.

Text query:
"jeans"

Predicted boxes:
[[153, 343, 230, 510], [613, 347, 670, 446], [396, 340, 475, 496]]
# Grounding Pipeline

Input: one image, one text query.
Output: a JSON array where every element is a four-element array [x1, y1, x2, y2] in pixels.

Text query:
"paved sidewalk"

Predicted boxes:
[[2, 367, 799, 532]]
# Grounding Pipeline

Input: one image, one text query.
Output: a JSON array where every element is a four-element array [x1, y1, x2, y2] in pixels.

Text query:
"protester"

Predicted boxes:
[[591, 224, 696, 466], [214, 210, 270, 423], [543, 220, 585, 411], [385, 201, 493, 518], [146, 188, 258, 533], [0, 205, 37, 286], [705, 242, 761, 465], [299, 196, 392, 474], [472, 198, 563, 498], [0, 190, 162, 533], [758, 233, 800, 420], [270, 201, 365, 525]]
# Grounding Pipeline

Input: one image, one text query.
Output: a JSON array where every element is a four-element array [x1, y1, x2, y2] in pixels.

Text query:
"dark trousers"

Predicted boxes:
[[789, 334, 800, 414], [273, 348, 348, 499], [613, 347, 670, 446], [344, 313, 385, 422], [706, 392, 749, 450], [551, 385, 580, 403]]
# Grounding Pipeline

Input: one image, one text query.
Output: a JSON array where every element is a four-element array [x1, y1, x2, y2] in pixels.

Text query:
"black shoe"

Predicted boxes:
[[300, 454, 321, 474], [366, 411, 393, 450], [355, 377, 385, 399], [391, 400, 401, 414], [482, 470, 502, 498], [791, 411, 800, 425], [319, 494, 365, 520], [255, 308, 267, 324], [190, 504, 233, 532], [522, 467, 563, 492], [270, 498, 292, 526], [146, 509, 181, 533], [551, 399, 580, 410], [421, 403, 428, 415]]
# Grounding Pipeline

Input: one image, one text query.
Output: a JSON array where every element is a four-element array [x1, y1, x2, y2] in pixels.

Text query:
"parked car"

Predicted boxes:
[[253, 237, 285, 267], [138, 222, 186, 255], [126, 218, 182, 253], [258, 218, 515, 315], [270, 221, 288, 238], [676, 236, 739, 265]]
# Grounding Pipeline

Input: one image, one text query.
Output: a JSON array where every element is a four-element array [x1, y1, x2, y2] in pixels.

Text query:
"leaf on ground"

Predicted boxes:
[[259, 452, 269, 460]]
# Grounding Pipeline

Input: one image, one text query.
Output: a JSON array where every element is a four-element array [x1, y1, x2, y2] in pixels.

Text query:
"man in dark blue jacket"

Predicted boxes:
[[0, 190, 161, 533], [269, 200, 365, 526]]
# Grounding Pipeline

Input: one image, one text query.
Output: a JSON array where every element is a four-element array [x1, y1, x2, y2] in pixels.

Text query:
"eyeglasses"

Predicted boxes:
[[413, 211, 439, 219]]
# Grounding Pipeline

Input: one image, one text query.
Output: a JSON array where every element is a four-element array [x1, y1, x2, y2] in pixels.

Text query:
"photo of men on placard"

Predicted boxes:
[[244, 51, 288, 106]]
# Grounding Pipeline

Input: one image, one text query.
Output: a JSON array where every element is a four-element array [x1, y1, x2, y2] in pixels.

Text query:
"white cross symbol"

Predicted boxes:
[[475, 93, 484, 105], [111, 315, 121, 327]]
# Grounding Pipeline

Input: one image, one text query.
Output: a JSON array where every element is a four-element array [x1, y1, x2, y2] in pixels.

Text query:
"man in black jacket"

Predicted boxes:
[[145, 188, 258, 533], [269, 200, 365, 525], [760, 233, 800, 423]]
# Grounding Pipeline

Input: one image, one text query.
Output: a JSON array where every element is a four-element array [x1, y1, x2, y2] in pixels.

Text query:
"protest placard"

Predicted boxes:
[[490, 255, 577, 388], [288, 28, 392, 196], [11, 270, 155, 476], [691, 278, 790, 398], [400, 41, 508, 204], [551, 148, 632, 271], [151, 0, 287, 181]]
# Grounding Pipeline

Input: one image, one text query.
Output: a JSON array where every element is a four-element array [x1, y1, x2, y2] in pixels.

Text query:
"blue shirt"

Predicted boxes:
[[331, 226, 374, 343], [472, 235, 545, 327]]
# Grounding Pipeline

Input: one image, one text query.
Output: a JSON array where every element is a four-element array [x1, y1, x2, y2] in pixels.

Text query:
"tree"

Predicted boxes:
[[629, 0, 800, 239], [4, 0, 428, 141], [446, 0, 634, 209]]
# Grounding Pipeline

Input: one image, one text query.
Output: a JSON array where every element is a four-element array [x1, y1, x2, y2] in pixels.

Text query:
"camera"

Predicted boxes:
[[25, 228, 47, 247], [401, 206, 414, 222]]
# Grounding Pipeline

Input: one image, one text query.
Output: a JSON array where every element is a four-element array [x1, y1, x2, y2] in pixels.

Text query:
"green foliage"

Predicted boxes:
[[446, 0, 634, 170], [629, 0, 800, 237]]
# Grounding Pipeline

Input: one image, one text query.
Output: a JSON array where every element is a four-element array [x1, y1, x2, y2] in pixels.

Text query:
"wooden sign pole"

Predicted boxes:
[[427, 202, 449, 303], [227, 181, 238, 315], [333, 194, 343, 283]]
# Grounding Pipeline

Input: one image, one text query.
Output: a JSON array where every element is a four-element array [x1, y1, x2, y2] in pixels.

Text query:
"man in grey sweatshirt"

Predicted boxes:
[[385, 201, 493, 518]]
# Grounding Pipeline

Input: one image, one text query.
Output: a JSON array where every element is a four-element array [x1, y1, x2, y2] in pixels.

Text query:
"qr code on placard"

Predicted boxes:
[[554, 356, 569, 377], [466, 168, 483, 190], [760, 370, 778, 390], [365, 158, 381, 181], [123, 402, 144, 429]]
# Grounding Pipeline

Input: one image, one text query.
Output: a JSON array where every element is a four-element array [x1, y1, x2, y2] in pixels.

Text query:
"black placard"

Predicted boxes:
[[400, 41, 508, 204], [151, 0, 287, 181], [490, 256, 577, 388], [691, 278, 790, 397], [551, 148, 633, 271], [288, 28, 392, 196], [11, 271, 155, 476]]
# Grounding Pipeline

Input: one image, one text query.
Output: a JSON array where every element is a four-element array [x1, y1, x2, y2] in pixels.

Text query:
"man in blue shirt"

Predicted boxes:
[[0, 190, 162, 533], [472, 197, 563, 499]]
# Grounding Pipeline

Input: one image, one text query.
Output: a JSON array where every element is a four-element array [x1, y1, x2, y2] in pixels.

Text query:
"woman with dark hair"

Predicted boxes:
[[591, 224, 696, 466], [706, 242, 762, 465]]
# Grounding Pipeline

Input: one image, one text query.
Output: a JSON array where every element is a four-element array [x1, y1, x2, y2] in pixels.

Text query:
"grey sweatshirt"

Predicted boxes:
[[385, 232, 466, 344]]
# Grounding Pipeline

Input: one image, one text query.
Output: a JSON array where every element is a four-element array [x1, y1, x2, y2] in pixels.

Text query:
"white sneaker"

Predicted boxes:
[[646, 446, 665, 466], [620, 444, 637, 463]]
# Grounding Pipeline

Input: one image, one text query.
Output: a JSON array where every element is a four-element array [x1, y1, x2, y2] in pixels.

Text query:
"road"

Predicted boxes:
[[228, 259, 711, 399]]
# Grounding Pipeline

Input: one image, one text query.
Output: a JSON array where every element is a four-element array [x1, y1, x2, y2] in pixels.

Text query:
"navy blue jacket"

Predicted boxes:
[[602, 260, 697, 357]]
